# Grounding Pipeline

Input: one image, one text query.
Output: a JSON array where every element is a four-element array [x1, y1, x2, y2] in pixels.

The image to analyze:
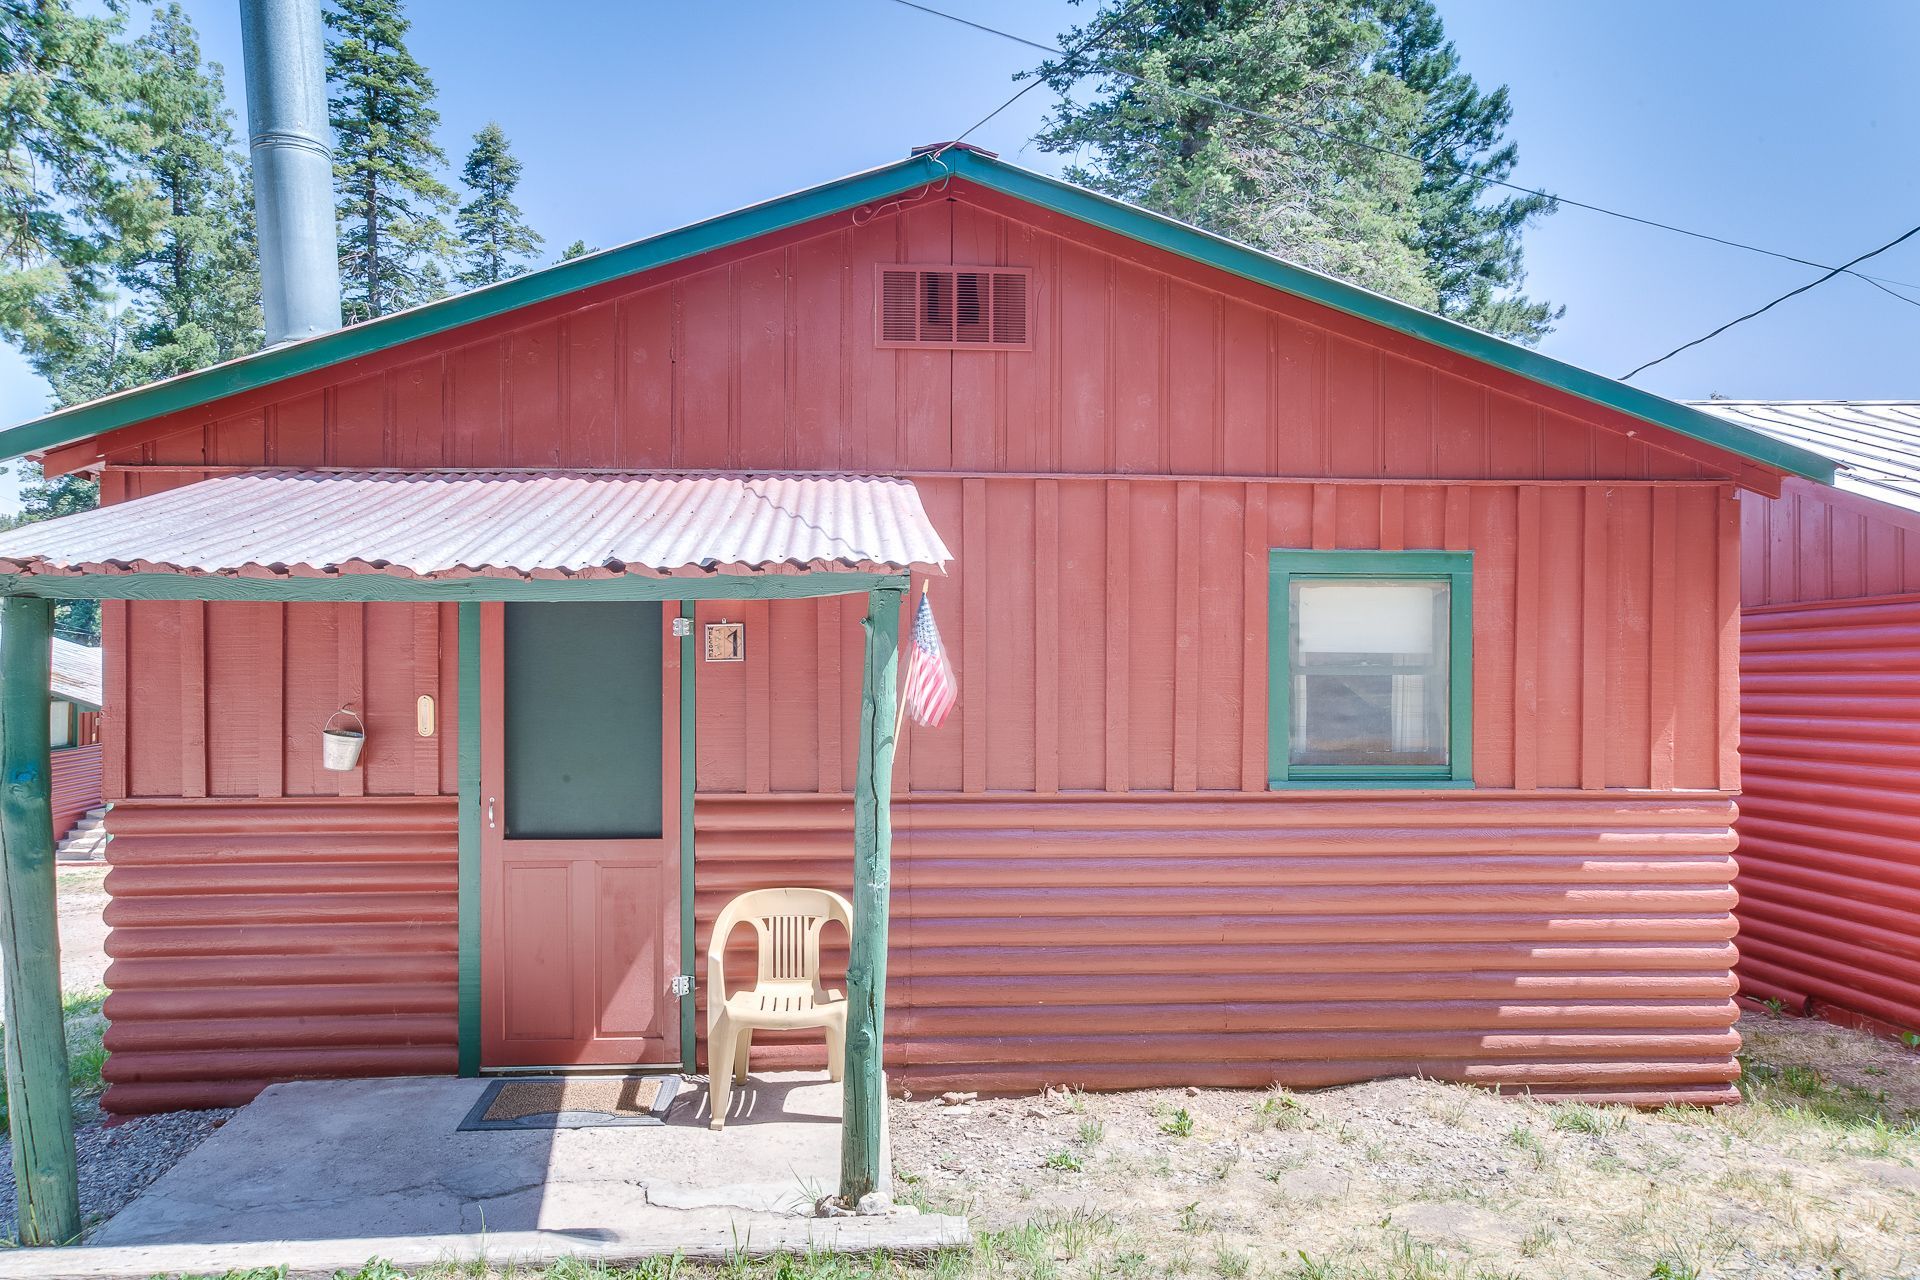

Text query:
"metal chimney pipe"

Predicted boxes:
[[239, 0, 342, 346]]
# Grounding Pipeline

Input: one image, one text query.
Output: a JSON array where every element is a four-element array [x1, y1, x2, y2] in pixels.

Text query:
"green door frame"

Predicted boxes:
[[0, 569, 909, 1241]]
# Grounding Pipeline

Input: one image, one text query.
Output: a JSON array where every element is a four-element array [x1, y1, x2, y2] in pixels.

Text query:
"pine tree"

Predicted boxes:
[[1031, 0, 1434, 308], [559, 239, 595, 260], [3, 5, 257, 641], [0, 0, 156, 367], [1031, 0, 1557, 342], [118, 3, 261, 380], [1372, 0, 1558, 341], [325, 0, 453, 320], [456, 122, 541, 287]]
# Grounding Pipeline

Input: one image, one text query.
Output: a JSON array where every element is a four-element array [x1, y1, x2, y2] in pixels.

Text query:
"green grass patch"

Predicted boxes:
[[1738, 1050, 1918, 1133], [0, 985, 108, 1133]]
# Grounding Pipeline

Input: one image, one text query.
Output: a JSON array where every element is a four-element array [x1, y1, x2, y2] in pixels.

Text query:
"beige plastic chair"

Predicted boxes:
[[705, 886, 852, 1130]]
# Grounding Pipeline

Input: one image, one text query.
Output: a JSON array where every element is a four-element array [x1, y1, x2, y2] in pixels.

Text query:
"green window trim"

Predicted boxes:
[[1267, 549, 1474, 790]]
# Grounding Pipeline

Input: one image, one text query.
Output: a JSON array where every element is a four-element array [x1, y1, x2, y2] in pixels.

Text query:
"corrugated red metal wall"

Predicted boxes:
[[697, 793, 1742, 1104], [1738, 592, 1920, 1035], [97, 797, 457, 1114], [1737, 478, 1920, 1037], [86, 184, 1763, 1112], [50, 743, 102, 842]]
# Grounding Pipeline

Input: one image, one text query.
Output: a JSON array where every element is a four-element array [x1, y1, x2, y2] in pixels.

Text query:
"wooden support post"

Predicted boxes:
[[840, 583, 902, 1206], [0, 597, 79, 1244]]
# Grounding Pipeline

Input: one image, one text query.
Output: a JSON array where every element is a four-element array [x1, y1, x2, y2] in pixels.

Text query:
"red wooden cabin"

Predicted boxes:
[[0, 148, 1835, 1120], [1701, 400, 1920, 1039]]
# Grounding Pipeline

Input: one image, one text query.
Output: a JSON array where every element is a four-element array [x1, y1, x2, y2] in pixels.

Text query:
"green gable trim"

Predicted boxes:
[[0, 149, 1835, 485], [1267, 549, 1474, 790]]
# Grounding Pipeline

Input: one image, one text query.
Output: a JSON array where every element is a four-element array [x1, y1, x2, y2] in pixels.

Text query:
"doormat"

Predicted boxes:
[[458, 1075, 682, 1130]]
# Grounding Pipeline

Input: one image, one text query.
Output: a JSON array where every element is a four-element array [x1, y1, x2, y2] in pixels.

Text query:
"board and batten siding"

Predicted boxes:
[[92, 190, 1750, 1112], [1737, 477, 1920, 1037]]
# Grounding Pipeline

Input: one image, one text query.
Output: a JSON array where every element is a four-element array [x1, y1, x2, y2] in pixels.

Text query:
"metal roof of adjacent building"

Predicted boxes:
[[50, 636, 102, 708], [0, 471, 951, 581], [1690, 400, 1920, 515]]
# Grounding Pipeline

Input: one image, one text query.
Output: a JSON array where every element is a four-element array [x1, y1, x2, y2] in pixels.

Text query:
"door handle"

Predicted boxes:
[[487, 797, 497, 830]]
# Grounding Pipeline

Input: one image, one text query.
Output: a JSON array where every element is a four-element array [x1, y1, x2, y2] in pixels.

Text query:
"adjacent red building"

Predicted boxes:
[[0, 148, 1836, 1115], [1702, 400, 1920, 1038]]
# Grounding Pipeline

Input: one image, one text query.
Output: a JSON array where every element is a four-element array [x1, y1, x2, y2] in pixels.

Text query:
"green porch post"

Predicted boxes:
[[839, 583, 902, 1205], [0, 597, 79, 1244]]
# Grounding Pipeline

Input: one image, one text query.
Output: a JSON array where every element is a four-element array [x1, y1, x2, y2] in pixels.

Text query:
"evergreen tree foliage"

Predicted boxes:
[[456, 122, 540, 287], [118, 3, 261, 380], [1370, 0, 1558, 340], [559, 238, 594, 260], [2, 4, 255, 640], [1032, 0, 1557, 342], [325, 0, 453, 320], [0, 0, 155, 369]]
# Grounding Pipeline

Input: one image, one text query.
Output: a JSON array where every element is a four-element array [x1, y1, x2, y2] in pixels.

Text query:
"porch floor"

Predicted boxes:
[[22, 1072, 964, 1279]]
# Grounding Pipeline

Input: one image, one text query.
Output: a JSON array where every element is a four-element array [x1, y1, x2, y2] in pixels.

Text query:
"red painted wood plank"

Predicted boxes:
[[985, 481, 1037, 791], [1379, 486, 1406, 551], [564, 303, 619, 467], [962, 478, 989, 793], [177, 603, 207, 799], [1513, 487, 1541, 791], [414, 606, 440, 797], [816, 595, 843, 794], [1581, 488, 1608, 790], [1649, 488, 1679, 791], [743, 598, 771, 795], [1241, 483, 1269, 793], [261, 607, 285, 799], [1034, 480, 1060, 795], [1173, 481, 1201, 792], [388, 357, 444, 468], [337, 603, 366, 799], [1104, 480, 1130, 793], [617, 291, 673, 467], [1311, 485, 1336, 551]]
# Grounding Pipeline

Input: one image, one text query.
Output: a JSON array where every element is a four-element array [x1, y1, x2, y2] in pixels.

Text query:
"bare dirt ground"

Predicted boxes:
[[56, 864, 109, 994], [891, 1012, 1920, 1280]]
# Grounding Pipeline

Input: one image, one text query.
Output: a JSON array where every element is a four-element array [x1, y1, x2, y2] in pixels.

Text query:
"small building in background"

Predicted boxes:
[[1698, 400, 1920, 1039], [49, 633, 103, 843]]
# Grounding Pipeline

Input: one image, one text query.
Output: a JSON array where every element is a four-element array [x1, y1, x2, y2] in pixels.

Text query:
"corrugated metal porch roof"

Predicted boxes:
[[0, 470, 951, 581], [1691, 400, 1920, 515]]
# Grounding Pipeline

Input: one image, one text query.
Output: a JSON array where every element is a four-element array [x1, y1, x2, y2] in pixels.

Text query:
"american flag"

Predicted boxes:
[[903, 590, 958, 728]]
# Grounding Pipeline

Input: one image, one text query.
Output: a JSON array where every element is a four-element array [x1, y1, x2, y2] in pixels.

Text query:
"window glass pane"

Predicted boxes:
[[49, 700, 71, 749], [1290, 579, 1449, 768], [505, 601, 662, 839]]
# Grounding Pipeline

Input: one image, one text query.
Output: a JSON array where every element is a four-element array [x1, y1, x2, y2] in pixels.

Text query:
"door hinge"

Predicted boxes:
[[670, 974, 694, 997]]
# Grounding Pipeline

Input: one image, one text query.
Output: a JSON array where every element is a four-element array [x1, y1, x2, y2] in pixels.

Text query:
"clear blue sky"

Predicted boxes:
[[4, 0, 1916, 506]]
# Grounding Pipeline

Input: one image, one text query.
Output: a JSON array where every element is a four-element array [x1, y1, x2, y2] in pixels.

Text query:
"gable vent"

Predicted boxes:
[[877, 266, 1031, 350]]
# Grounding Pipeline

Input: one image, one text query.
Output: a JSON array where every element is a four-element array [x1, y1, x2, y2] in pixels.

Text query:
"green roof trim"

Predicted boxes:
[[0, 149, 1836, 483]]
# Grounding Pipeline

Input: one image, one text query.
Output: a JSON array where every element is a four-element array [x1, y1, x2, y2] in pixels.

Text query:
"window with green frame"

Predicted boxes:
[[1267, 550, 1473, 788]]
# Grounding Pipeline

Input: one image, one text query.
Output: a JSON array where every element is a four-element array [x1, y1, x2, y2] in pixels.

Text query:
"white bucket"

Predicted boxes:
[[321, 709, 366, 772]]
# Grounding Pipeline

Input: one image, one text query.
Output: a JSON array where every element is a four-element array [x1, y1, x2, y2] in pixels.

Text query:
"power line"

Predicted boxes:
[[1621, 220, 1920, 380], [882, 0, 1920, 302], [925, 0, 1151, 162]]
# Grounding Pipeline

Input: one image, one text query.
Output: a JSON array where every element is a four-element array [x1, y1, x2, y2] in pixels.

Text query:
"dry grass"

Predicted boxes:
[[885, 1010, 1920, 1279]]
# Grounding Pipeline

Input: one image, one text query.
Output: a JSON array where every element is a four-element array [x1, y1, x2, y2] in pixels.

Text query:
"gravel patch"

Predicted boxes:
[[0, 1108, 232, 1242]]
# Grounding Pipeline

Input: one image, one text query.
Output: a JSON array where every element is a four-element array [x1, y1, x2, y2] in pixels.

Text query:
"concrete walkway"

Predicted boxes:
[[13, 1073, 965, 1279]]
